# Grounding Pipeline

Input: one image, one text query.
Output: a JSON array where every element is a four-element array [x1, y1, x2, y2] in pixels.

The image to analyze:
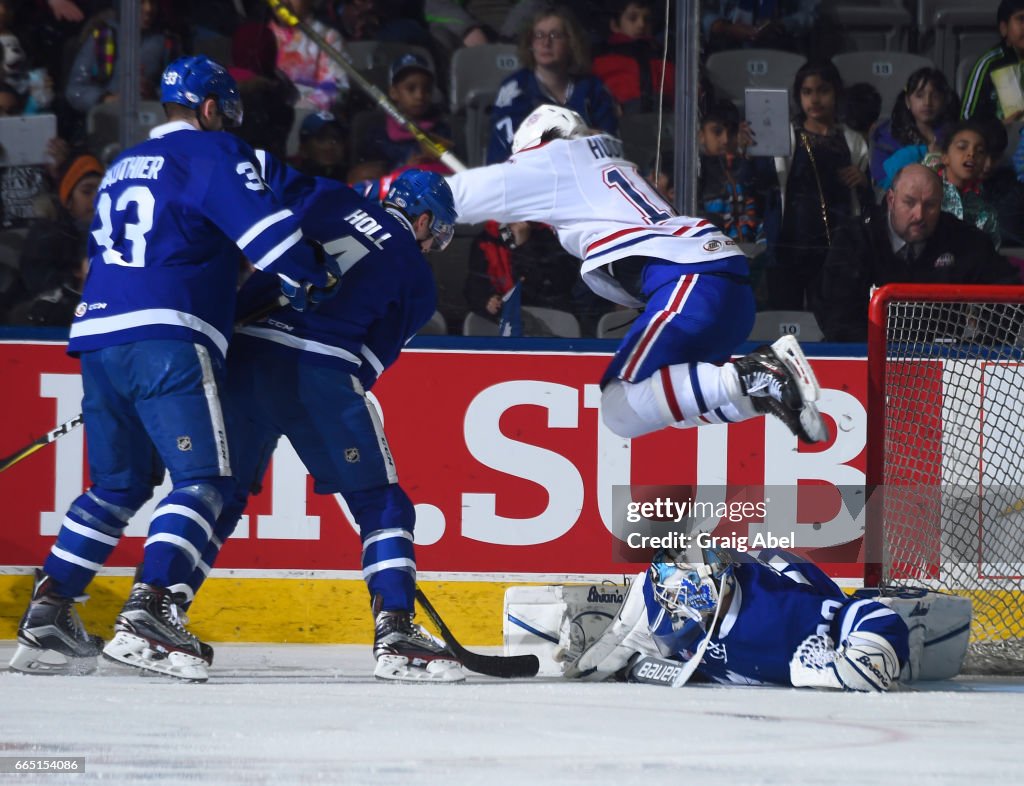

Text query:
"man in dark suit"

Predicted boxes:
[[815, 164, 1021, 342]]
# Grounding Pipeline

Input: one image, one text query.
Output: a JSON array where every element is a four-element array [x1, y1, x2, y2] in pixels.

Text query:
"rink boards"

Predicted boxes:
[[0, 335, 1019, 644]]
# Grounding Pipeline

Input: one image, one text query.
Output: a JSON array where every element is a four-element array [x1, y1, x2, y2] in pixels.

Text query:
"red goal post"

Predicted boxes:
[[866, 283, 1024, 673]]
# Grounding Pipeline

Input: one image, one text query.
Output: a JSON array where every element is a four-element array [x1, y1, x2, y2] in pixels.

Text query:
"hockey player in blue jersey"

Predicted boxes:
[[174, 168, 466, 682], [9, 55, 342, 682], [565, 548, 910, 691]]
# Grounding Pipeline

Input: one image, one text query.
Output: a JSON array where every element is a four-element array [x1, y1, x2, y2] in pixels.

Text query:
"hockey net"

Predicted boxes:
[[866, 284, 1024, 674]]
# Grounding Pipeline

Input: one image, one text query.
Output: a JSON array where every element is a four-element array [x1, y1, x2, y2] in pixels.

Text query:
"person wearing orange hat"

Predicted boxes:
[[5, 155, 103, 323]]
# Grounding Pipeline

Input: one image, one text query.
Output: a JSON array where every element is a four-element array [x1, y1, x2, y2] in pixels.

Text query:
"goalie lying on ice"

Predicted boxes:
[[561, 549, 915, 692]]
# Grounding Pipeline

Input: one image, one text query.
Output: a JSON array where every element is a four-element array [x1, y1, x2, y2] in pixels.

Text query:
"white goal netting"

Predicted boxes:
[[870, 288, 1024, 674]]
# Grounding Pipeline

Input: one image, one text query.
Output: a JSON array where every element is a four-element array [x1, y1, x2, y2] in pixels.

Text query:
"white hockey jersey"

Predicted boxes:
[[446, 135, 743, 307]]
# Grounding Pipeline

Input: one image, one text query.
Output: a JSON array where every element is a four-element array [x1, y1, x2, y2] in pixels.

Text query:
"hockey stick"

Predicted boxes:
[[0, 296, 289, 475], [0, 414, 84, 474], [623, 653, 690, 686], [414, 587, 540, 678], [264, 0, 467, 174]]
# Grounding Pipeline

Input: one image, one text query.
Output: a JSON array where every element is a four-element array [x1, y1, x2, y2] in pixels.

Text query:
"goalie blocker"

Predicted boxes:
[[504, 554, 971, 688]]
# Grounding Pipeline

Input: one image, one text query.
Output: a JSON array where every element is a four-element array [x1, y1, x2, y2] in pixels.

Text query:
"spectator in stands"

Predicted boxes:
[[227, 21, 299, 164], [234, 76, 295, 164], [425, 0, 499, 54], [643, 149, 674, 203], [293, 110, 349, 181], [0, 0, 30, 99], [271, 0, 349, 112], [0, 77, 18, 115], [464, 219, 604, 334], [972, 111, 1024, 248], [701, 0, 819, 54], [353, 52, 453, 172], [65, 0, 182, 117], [870, 68, 958, 189], [766, 60, 870, 313], [5, 248, 86, 327], [0, 81, 70, 230], [925, 120, 1001, 249], [698, 100, 763, 244], [961, 0, 1024, 125], [487, 4, 618, 163], [15, 153, 101, 305], [500, 0, 608, 44], [326, 0, 435, 49], [591, 0, 673, 114], [841, 82, 882, 146], [815, 164, 1019, 342]]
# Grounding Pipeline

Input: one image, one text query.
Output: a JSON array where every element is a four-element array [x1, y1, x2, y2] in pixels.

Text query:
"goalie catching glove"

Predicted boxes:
[[789, 631, 901, 692]]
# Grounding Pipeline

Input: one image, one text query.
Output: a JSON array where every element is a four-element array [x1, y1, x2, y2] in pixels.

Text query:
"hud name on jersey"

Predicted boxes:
[[587, 136, 624, 160], [99, 156, 165, 190], [344, 209, 392, 249]]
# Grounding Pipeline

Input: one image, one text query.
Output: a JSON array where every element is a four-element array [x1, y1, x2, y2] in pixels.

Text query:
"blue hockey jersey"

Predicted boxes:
[[646, 551, 910, 686], [69, 121, 325, 359], [487, 69, 618, 164], [235, 173, 437, 391]]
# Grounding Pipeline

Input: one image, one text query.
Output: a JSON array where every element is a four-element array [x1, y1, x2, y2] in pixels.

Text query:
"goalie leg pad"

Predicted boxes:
[[564, 572, 659, 680]]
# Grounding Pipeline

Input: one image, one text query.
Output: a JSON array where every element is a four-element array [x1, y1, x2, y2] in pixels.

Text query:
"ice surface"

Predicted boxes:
[[1, 642, 1022, 786]]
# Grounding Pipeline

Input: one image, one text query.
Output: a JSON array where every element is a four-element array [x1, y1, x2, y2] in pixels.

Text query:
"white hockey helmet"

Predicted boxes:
[[510, 104, 588, 154]]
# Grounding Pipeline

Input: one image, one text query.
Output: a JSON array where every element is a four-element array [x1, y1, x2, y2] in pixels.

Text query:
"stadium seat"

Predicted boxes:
[[462, 311, 500, 336], [462, 89, 498, 168], [831, 52, 934, 120], [449, 44, 519, 114], [344, 41, 435, 73], [285, 106, 318, 158], [342, 41, 439, 100], [431, 232, 475, 328], [916, 0, 997, 80], [617, 112, 673, 170], [818, 1, 911, 53], [418, 310, 448, 335], [521, 306, 581, 338], [747, 310, 824, 342], [596, 309, 640, 339], [449, 45, 520, 167], [705, 49, 806, 107], [0, 227, 27, 306]]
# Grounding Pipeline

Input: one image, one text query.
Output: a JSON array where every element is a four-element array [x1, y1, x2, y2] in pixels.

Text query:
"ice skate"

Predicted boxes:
[[102, 583, 213, 682], [734, 335, 827, 444], [373, 608, 466, 683], [8, 570, 104, 676]]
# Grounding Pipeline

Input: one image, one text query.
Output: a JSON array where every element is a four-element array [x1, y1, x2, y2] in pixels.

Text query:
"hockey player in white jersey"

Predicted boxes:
[[565, 548, 910, 692], [446, 105, 828, 444], [8, 55, 341, 682]]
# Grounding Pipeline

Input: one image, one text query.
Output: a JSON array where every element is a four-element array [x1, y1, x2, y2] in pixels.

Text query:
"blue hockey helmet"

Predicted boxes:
[[383, 169, 457, 252], [160, 55, 243, 127]]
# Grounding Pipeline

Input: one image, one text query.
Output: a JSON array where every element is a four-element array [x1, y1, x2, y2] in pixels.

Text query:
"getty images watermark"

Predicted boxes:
[[610, 485, 808, 564]]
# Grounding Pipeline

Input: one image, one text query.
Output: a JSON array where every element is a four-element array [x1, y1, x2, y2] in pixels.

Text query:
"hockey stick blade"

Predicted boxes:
[[414, 588, 539, 678]]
